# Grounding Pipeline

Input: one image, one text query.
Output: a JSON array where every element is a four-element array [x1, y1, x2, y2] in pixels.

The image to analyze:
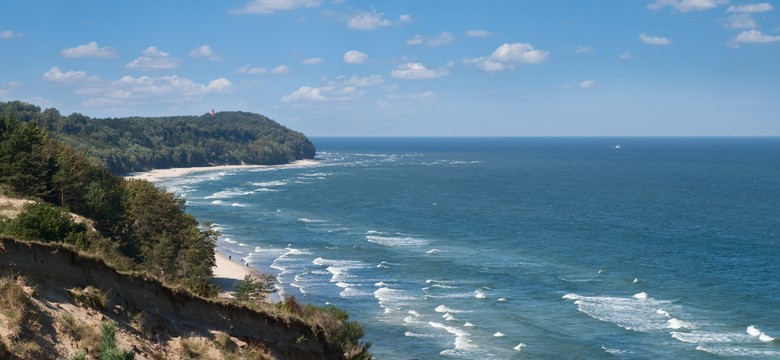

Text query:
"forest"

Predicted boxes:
[[0, 101, 316, 175]]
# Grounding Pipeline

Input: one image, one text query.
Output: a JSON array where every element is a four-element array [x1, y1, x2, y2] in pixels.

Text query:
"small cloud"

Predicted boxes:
[[725, 13, 757, 29], [302, 57, 323, 65], [60, 41, 117, 58], [126, 47, 182, 70], [343, 50, 368, 64], [343, 74, 384, 87], [281, 85, 363, 102], [391, 62, 449, 80], [189, 45, 224, 61], [727, 3, 773, 12], [238, 65, 267, 74], [466, 29, 492, 38], [580, 79, 598, 89], [647, 0, 726, 12], [0, 30, 23, 40], [347, 11, 392, 30], [43, 66, 89, 83], [231, 0, 322, 14], [464, 42, 549, 72], [271, 65, 291, 74], [407, 32, 455, 47], [399, 14, 413, 23], [575, 45, 595, 54], [206, 78, 232, 91], [639, 33, 672, 45], [618, 52, 634, 60], [733, 29, 780, 44]]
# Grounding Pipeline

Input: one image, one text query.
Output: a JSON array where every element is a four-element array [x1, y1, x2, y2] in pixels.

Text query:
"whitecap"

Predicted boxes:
[[251, 180, 287, 187], [513, 343, 527, 351], [633, 278, 640, 283], [366, 234, 429, 247], [464, 322, 474, 327], [427, 248, 441, 254], [428, 322, 473, 351], [222, 237, 237, 244], [435, 305, 465, 313], [231, 202, 247, 207], [374, 281, 388, 287], [442, 313, 457, 321], [493, 332, 505, 337], [298, 218, 324, 223], [563, 292, 676, 332], [747, 325, 762, 337], [633, 292, 648, 300], [498, 297, 507, 302], [474, 290, 487, 299], [656, 309, 671, 318], [667, 318, 697, 330]]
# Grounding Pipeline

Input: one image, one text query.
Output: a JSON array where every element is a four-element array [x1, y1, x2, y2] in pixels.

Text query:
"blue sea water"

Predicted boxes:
[[154, 137, 780, 359]]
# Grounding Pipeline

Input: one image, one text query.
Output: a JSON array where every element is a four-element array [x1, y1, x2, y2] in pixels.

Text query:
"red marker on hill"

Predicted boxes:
[[211, 109, 215, 117]]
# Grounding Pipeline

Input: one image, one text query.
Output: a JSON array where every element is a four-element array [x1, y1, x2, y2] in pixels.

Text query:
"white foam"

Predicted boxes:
[[601, 345, 626, 355], [671, 330, 749, 344], [222, 237, 237, 244], [464, 322, 474, 327], [498, 297, 507, 302], [435, 305, 465, 314], [493, 332, 505, 337], [374, 287, 416, 314], [656, 309, 671, 318], [442, 313, 457, 321], [513, 343, 527, 351], [667, 318, 697, 330], [298, 218, 324, 223], [231, 202, 247, 207], [474, 290, 487, 299], [633, 278, 640, 283], [205, 189, 251, 199], [251, 180, 287, 187], [563, 292, 677, 332], [211, 200, 225, 205], [374, 281, 388, 287], [428, 322, 473, 351], [427, 248, 441, 254], [747, 325, 762, 337], [366, 234, 429, 247], [633, 292, 648, 300]]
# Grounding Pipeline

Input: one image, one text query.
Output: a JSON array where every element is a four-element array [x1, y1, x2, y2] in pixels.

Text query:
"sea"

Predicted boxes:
[[152, 137, 780, 359]]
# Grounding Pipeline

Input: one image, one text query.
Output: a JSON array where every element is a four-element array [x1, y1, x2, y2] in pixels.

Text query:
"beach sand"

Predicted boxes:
[[212, 251, 262, 293], [125, 159, 318, 182]]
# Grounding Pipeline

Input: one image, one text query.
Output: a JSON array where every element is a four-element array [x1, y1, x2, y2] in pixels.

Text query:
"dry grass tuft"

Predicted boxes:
[[69, 285, 108, 310]]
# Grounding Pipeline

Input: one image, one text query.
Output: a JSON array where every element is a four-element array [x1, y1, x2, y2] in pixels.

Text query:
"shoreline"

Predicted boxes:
[[126, 159, 319, 297], [125, 159, 319, 182]]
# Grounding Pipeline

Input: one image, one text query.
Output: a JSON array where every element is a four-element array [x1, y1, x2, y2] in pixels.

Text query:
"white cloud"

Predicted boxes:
[[575, 45, 595, 54], [389, 91, 437, 101], [347, 11, 392, 30], [43, 67, 89, 83], [407, 32, 454, 47], [110, 75, 232, 97], [302, 57, 323, 65], [407, 35, 424, 45], [728, 3, 773, 12], [464, 42, 550, 72], [125, 47, 182, 70], [639, 33, 672, 45], [342, 74, 384, 87], [725, 13, 757, 29], [231, 0, 322, 14], [733, 29, 780, 43], [189, 45, 224, 61], [647, 0, 727, 12], [399, 14, 413, 23], [0, 30, 22, 40], [491, 42, 550, 64], [618, 52, 634, 60], [238, 65, 268, 74], [466, 29, 492, 38], [60, 41, 117, 58], [206, 78, 232, 91], [271, 65, 291, 74], [281, 85, 363, 102], [580, 80, 598, 89], [391, 62, 449, 80], [0, 81, 22, 96], [343, 50, 368, 64]]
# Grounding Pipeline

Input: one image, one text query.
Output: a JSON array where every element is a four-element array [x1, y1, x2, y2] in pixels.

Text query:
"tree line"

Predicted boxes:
[[0, 101, 315, 175]]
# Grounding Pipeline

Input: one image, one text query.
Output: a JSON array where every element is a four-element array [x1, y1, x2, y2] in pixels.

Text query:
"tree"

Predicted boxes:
[[233, 274, 277, 302]]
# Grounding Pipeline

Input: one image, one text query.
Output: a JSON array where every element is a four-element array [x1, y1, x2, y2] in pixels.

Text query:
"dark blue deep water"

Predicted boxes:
[[155, 137, 780, 359]]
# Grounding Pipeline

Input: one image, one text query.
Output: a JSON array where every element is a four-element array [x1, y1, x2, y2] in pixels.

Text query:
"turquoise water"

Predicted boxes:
[[155, 137, 780, 359]]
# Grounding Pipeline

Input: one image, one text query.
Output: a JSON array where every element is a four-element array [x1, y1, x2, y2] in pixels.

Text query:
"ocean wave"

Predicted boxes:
[[493, 332, 505, 337], [205, 188, 252, 199], [747, 325, 776, 342], [562, 292, 682, 332], [366, 234, 429, 247], [298, 218, 325, 223], [435, 305, 466, 314], [251, 180, 287, 187], [230, 202, 247, 207]]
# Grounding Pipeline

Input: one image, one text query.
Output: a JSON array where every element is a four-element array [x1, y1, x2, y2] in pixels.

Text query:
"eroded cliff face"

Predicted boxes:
[[0, 237, 345, 360]]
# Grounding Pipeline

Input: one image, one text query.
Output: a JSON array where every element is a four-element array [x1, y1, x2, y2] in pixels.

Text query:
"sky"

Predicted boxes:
[[1, 0, 778, 136]]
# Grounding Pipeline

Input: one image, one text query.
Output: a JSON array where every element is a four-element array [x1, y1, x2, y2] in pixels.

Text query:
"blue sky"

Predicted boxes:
[[1, 0, 778, 136]]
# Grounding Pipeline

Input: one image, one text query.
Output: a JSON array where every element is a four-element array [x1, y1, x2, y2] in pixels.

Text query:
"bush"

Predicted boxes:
[[4, 202, 85, 242], [233, 274, 276, 302], [69, 286, 108, 310]]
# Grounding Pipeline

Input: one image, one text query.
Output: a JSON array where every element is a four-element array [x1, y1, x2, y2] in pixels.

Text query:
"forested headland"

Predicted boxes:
[[0, 101, 316, 175]]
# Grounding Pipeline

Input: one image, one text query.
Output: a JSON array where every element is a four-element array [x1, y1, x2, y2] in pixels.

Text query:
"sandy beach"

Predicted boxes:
[[211, 251, 262, 293], [125, 159, 319, 182]]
